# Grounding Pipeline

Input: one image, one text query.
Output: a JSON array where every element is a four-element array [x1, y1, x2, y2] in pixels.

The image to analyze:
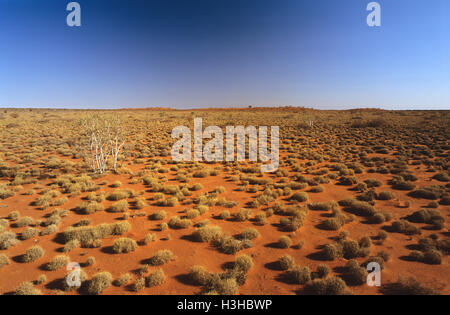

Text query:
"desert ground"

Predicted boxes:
[[0, 107, 448, 295]]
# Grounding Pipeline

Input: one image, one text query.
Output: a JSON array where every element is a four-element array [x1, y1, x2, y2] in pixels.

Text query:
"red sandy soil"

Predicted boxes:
[[0, 154, 448, 295]]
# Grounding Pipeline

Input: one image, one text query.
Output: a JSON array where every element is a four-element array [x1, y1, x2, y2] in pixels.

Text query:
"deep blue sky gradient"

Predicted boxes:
[[0, 0, 449, 109]]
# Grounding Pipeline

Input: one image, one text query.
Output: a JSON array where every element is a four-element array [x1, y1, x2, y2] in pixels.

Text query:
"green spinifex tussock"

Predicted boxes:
[[61, 221, 131, 244]]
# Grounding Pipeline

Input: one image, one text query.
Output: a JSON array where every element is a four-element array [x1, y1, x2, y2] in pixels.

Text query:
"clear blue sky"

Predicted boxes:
[[0, 0, 448, 109]]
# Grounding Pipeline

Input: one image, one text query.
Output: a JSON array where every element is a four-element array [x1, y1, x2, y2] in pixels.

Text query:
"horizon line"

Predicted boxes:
[[0, 105, 448, 111]]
